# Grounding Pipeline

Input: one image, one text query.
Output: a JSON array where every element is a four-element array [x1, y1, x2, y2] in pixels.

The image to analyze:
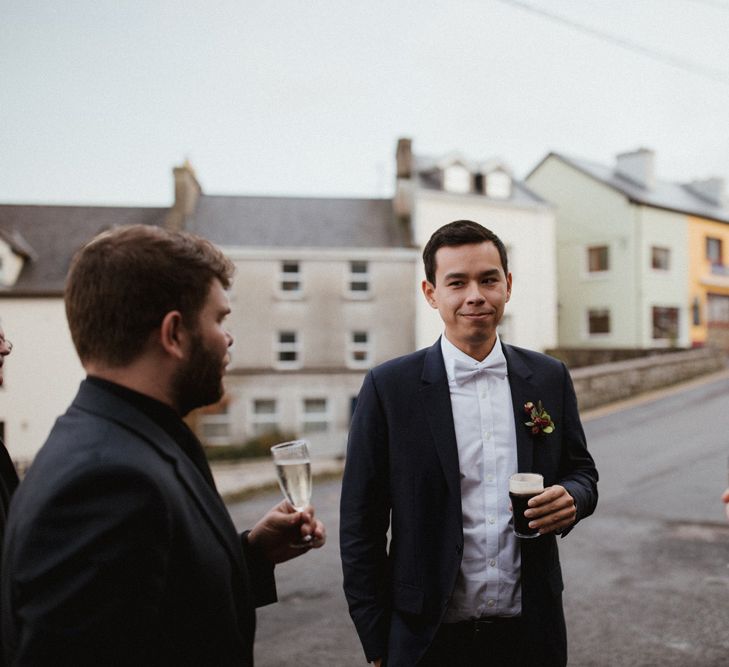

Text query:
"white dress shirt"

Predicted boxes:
[[440, 333, 521, 622]]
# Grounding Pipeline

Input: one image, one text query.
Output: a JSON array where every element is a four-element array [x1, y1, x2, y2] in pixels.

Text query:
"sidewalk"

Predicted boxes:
[[212, 456, 345, 503]]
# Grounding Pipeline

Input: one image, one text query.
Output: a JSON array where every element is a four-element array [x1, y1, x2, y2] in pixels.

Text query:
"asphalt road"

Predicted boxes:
[[228, 375, 729, 666]]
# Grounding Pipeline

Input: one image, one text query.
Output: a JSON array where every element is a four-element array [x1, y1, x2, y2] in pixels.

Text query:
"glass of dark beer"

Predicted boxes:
[[509, 473, 544, 538]]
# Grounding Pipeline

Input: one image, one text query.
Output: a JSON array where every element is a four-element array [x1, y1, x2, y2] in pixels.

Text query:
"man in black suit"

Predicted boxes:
[[0, 325, 18, 667], [2, 225, 325, 666], [0, 325, 19, 544], [340, 220, 598, 666]]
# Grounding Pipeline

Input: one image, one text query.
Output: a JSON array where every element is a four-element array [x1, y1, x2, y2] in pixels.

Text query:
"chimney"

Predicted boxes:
[[615, 148, 655, 190], [396, 137, 413, 179], [166, 159, 202, 231], [686, 177, 726, 207]]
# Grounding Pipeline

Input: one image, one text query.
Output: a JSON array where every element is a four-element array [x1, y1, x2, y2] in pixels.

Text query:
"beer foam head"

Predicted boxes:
[[509, 473, 544, 494]]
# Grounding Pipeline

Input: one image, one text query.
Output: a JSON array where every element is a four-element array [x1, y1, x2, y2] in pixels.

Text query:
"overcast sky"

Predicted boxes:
[[3, 0, 729, 206]]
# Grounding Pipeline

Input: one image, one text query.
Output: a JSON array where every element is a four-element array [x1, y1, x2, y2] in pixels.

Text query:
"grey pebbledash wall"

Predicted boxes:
[[569, 348, 727, 411]]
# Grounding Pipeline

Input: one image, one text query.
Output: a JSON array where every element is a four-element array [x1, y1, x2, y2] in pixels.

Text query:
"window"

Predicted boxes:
[[348, 261, 370, 296], [348, 331, 372, 367], [276, 331, 300, 367], [279, 260, 301, 294], [251, 399, 279, 436], [199, 405, 231, 445], [652, 307, 679, 340], [707, 237, 723, 265], [443, 164, 471, 194], [651, 246, 670, 271], [301, 398, 329, 433], [485, 171, 512, 199], [588, 309, 611, 335], [587, 246, 609, 273], [707, 294, 729, 324]]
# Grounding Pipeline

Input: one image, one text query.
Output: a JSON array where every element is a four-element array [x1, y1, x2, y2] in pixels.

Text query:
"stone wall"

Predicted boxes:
[[569, 347, 727, 410], [547, 347, 686, 369]]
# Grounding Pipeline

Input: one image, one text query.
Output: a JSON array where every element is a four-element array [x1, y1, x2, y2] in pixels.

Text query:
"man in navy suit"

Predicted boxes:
[[340, 220, 598, 666], [2, 225, 325, 665]]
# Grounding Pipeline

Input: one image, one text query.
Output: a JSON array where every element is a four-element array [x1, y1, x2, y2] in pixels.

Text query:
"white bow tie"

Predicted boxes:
[[452, 356, 508, 385]]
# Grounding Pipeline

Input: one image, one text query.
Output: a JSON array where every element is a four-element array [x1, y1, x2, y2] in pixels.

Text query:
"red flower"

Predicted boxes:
[[524, 400, 555, 436]]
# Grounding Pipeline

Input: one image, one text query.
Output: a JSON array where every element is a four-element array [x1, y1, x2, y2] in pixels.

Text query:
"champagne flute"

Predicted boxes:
[[270, 439, 313, 545]]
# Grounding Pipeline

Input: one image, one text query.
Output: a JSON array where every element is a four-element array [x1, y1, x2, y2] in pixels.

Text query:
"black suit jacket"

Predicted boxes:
[[0, 437, 19, 549], [1, 381, 276, 666], [340, 340, 598, 667]]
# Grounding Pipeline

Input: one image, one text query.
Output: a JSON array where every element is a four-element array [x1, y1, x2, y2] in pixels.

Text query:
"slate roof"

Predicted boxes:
[[188, 195, 411, 249], [531, 152, 729, 224], [0, 204, 168, 296], [413, 154, 548, 206]]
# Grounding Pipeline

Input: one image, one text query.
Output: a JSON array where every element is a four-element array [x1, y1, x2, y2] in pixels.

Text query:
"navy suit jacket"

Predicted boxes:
[[1, 380, 276, 666], [340, 340, 598, 667]]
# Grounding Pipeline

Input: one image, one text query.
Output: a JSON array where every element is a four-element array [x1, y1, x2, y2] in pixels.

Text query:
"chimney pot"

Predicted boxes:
[[615, 148, 655, 190], [396, 138, 413, 179]]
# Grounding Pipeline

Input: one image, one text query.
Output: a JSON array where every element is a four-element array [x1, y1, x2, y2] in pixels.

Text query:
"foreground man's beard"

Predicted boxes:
[[172, 332, 225, 416]]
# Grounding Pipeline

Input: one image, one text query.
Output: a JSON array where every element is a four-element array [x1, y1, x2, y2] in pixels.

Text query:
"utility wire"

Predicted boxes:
[[494, 0, 729, 86]]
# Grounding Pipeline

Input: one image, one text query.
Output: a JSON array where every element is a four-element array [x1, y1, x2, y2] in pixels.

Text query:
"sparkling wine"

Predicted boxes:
[[275, 459, 312, 510]]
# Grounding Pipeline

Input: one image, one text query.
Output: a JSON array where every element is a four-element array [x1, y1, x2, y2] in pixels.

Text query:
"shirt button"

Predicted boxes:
[[484, 431, 491, 440], [487, 599, 496, 608], [486, 474, 494, 483], [489, 559, 496, 567], [488, 515, 495, 524]]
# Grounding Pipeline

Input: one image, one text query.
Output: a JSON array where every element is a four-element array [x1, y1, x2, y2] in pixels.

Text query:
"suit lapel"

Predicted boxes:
[[73, 381, 246, 574], [503, 344, 536, 473], [418, 340, 461, 499]]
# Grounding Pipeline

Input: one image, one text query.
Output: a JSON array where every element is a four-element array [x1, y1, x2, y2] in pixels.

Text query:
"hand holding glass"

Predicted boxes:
[[271, 439, 312, 545]]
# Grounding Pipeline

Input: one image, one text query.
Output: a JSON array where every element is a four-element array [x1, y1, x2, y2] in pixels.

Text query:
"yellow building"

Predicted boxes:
[[688, 215, 729, 348]]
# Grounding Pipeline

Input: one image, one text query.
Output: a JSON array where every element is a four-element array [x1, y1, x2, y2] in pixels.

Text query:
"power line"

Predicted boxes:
[[494, 0, 729, 86]]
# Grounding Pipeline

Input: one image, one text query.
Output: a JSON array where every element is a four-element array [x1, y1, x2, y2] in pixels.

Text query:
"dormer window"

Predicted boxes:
[[443, 164, 471, 194], [485, 170, 512, 199]]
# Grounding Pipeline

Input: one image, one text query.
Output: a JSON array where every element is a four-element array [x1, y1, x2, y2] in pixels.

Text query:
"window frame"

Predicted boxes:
[[651, 306, 680, 341], [198, 404, 232, 446], [347, 330, 373, 368], [650, 246, 671, 272], [706, 237, 723, 266], [346, 260, 371, 299], [586, 245, 610, 275], [250, 398, 280, 437], [277, 260, 303, 297], [300, 397, 331, 434], [587, 308, 611, 337], [274, 330, 302, 369]]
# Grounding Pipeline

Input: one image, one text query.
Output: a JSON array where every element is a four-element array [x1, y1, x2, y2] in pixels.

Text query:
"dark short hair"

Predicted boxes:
[[65, 224, 235, 367], [422, 220, 509, 284]]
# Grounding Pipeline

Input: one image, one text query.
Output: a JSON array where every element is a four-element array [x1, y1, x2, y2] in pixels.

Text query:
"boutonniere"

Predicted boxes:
[[524, 401, 555, 435]]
